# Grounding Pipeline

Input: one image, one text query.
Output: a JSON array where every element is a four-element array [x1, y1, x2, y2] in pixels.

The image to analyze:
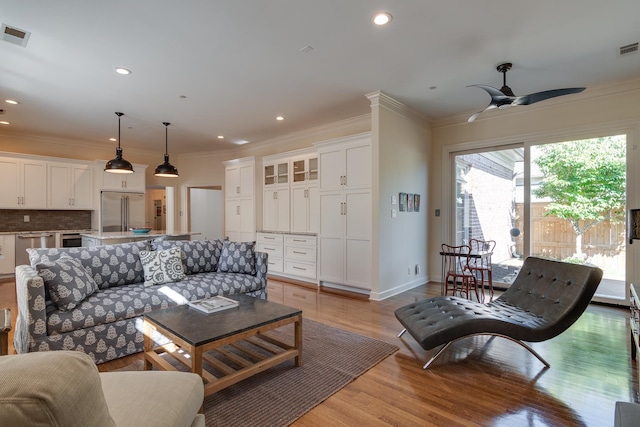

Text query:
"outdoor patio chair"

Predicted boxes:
[[395, 256, 603, 369]]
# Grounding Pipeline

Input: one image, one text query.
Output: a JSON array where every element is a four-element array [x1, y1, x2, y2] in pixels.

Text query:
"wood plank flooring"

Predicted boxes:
[[1, 277, 637, 426]]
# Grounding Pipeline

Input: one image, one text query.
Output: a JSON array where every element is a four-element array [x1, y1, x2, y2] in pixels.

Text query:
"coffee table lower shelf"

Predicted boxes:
[[144, 314, 303, 396]]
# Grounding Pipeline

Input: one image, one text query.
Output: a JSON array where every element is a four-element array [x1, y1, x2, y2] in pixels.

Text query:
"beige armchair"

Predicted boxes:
[[0, 351, 204, 427]]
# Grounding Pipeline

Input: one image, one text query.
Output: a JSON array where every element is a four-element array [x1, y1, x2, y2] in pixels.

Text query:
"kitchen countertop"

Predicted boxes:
[[80, 230, 200, 240], [0, 229, 95, 236]]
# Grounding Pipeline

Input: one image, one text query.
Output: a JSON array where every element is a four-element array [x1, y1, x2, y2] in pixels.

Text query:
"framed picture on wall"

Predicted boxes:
[[408, 194, 414, 212], [414, 194, 420, 212], [399, 193, 407, 212]]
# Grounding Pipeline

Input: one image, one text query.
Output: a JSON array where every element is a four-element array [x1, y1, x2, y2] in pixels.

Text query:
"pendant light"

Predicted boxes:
[[154, 122, 179, 177], [104, 112, 134, 174]]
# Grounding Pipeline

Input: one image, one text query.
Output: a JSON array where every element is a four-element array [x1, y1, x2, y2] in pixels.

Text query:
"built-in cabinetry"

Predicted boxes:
[[48, 162, 94, 209], [98, 165, 146, 192], [290, 152, 318, 234], [224, 157, 255, 242], [0, 235, 16, 276], [262, 149, 318, 234], [316, 133, 372, 293], [256, 232, 317, 282], [0, 157, 47, 209], [262, 157, 290, 232]]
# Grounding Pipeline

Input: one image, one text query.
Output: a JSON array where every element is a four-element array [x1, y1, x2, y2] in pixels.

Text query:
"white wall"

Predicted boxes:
[[369, 92, 431, 300], [429, 77, 640, 287]]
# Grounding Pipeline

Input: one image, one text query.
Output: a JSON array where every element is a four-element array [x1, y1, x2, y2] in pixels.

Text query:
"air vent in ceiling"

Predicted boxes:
[[620, 42, 639, 56], [1, 23, 30, 47]]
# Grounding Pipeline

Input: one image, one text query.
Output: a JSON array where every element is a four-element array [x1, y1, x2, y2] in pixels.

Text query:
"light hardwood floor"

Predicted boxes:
[[1, 278, 637, 426]]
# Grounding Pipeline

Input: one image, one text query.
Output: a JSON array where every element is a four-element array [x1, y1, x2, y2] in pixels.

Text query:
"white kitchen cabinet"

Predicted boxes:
[[318, 135, 371, 192], [224, 157, 255, 242], [0, 157, 47, 209], [263, 187, 290, 232], [256, 232, 284, 274], [316, 133, 372, 292], [290, 153, 318, 234], [100, 166, 146, 192], [225, 161, 254, 198], [0, 235, 16, 276], [48, 163, 93, 209]]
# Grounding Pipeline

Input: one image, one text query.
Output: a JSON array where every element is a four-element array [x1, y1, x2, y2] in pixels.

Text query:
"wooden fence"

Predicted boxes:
[[514, 203, 625, 275]]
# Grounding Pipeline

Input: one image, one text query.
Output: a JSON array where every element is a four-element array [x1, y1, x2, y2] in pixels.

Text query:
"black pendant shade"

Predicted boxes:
[[154, 122, 179, 177], [104, 112, 134, 174]]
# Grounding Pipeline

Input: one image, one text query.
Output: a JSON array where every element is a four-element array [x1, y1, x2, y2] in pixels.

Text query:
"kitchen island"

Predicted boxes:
[[80, 230, 200, 246]]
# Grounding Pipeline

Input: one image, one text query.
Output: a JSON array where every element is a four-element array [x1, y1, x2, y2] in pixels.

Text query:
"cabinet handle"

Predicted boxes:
[[72, 198, 75, 206], [17, 196, 20, 204], [292, 239, 306, 242], [340, 202, 344, 215], [236, 205, 240, 215], [273, 192, 277, 199], [344, 202, 347, 215], [264, 236, 276, 240], [236, 186, 240, 194], [343, 175, 347, 186], [22, 196, 24, 205], [265, 247, 276, 251], [293, 266, 306, 271], [293, 250, 307, 255]]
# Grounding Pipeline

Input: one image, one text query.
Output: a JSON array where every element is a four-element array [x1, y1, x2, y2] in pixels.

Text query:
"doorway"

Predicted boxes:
[[188, 187, 223, 241], [452, 134, 627, 304]]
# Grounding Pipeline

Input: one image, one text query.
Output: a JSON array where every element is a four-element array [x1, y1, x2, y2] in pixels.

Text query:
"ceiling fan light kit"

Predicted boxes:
[[154, 122, 179, 177], [467, 62, 586, 122], [104, 112, 134, 174]]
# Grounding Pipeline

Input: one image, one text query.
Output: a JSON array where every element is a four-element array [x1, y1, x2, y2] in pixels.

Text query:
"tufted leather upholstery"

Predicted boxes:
[[395, 257, 603, 352]]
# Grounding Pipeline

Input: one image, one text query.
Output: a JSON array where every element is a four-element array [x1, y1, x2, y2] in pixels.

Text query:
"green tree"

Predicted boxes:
[[532, 136, 626, 257]]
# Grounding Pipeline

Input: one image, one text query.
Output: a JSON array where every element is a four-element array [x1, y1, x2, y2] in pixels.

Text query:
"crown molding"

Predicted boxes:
[[366, 91, 431, 127]]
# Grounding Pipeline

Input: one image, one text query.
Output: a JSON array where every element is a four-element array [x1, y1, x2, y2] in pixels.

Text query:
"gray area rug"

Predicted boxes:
[[119, 319, 398, 426]]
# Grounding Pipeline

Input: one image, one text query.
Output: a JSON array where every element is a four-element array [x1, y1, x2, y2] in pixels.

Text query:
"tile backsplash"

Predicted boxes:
[[0, 210, 92, 232]]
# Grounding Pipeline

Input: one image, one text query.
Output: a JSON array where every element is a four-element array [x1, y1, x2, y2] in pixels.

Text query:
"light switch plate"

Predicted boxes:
[[391, 209, 397, 218], [391, 195, 397, 205]]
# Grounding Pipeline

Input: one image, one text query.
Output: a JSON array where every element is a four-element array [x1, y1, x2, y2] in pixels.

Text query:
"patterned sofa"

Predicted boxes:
[[14, 239, 268, 364]]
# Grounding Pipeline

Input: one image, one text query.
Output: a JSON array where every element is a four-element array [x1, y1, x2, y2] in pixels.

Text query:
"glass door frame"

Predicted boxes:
[[440, 121, 640, 306]]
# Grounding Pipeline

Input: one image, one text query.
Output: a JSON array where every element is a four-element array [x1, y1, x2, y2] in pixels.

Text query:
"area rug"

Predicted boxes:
[[118, 319, 398, 426]]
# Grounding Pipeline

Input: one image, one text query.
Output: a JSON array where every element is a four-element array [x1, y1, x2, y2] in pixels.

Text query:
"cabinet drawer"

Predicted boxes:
[[285, 235, 316, 246], [266, 256, 283, 273], [285, 245, 316, 262], [257, 233, 284, 244], [256, 243, 283, 258], [284, 260, 317, 279]]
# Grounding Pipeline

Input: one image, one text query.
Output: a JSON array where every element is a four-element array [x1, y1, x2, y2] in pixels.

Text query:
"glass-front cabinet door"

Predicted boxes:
[[292, 156, 318, 184], [264, 161, 288, 186]]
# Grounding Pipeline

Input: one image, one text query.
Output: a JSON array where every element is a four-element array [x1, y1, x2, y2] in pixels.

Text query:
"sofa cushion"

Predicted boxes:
[[218, 241, 256, 275], [0, 351, 115, 427], [27, 241, 148, 290], [36, 254, 99, 311], [139, 247, 186, 287], [152, 239, 223, 274]]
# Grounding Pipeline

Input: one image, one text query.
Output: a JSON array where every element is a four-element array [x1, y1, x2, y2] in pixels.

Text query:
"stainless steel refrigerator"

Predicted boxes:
[[101, 191, 146, 232]]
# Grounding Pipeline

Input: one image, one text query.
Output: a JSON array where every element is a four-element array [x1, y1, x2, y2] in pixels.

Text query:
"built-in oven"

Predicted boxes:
[[60, 233, 82, 248]]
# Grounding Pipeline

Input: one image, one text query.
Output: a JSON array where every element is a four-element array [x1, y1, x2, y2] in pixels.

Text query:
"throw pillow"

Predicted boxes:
[[218, 241, 256, 275], [139, 247, 187, 287], [36, 254, 99, 312]]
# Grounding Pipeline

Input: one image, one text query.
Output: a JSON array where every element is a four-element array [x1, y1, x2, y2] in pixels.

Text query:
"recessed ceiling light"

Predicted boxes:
[[234, 140, 249, 145], [115, 67, 132, 75], [5, 99, 19, 105], [372, 12, 392, 26], [276, 116, 285, 121], [109, 138, 117, 142], [0, 121, 10, 125], [217, 135, 224, 139]]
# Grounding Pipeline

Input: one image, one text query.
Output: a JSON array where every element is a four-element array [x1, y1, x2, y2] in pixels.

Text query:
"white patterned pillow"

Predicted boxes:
[[139, 247, 187, 286], [36, 254, 99, 311], [218, 241, 256, 275]]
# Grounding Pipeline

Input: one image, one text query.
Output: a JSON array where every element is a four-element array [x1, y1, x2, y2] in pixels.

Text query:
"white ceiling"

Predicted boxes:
[[2, 1, 640, 154]]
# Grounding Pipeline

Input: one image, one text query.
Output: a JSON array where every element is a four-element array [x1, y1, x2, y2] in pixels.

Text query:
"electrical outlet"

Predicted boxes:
[[415, 264, 420, 275], [407, 267, 411, 275], [23, 215, 29, 222]]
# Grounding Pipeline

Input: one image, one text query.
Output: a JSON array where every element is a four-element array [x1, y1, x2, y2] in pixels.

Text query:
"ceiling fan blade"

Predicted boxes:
[[468, 104, 498, 122], [468, 84, 511, 100], [512, 87, 586, 106]]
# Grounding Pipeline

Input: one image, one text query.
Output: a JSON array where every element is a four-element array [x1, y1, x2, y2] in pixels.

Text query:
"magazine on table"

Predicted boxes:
[[188, 295, 239, 314]]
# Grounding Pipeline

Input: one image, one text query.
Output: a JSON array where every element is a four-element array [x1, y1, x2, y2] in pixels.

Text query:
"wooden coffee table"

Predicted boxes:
[[143, 294, 302, 396]]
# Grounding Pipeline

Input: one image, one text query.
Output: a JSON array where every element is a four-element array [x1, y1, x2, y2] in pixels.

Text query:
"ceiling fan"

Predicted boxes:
[[467, 63, 585, 122]]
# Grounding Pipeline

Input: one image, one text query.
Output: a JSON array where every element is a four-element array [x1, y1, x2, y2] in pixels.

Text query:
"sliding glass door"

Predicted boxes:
[[453, 135, 627, 304]]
